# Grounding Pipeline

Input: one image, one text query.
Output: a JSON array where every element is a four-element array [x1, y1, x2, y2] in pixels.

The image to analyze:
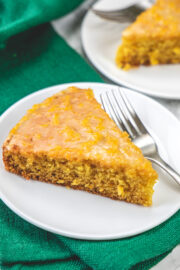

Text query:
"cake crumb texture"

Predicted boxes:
[[116, 0, 180, 69], [3, 87, 158, 206]]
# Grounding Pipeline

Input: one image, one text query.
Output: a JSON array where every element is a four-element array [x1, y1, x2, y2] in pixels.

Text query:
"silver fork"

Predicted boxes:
[[92, 0, 154, 23], [100, 88, 180, 186]]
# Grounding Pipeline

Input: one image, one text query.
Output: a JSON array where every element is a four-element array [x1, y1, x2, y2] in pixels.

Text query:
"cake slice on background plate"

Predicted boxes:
[[3, 87, 157, 206], [116, 0, 180, 70]]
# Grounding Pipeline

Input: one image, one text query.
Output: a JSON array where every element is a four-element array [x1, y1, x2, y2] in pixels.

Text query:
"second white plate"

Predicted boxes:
[[81, 4, 180, 99], [0, 82, 180, 240]]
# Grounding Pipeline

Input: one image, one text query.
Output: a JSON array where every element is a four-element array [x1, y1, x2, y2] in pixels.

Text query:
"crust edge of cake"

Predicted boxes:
[[3, 144, 157, 207]]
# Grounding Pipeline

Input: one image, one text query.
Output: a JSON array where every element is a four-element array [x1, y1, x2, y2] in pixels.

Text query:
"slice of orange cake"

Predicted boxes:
[[3, 87, 157, 206], [116, 0, 180, 70]]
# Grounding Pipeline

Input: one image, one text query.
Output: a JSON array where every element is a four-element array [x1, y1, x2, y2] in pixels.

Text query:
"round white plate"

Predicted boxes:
[[81, 2, 180, 99], [0, 82, 180, 240]]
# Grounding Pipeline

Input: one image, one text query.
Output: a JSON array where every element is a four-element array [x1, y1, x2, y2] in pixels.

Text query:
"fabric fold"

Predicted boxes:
[[59, 210, 180, 270], [0, 0, 83, 46]]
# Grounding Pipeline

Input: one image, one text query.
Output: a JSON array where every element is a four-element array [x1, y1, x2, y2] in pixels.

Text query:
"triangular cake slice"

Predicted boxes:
[[116, 0, 180, 69], [3, 87, 157, 206]]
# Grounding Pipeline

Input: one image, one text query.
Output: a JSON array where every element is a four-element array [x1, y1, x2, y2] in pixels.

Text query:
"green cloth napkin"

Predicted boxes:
[[0, 1, 179, 269]]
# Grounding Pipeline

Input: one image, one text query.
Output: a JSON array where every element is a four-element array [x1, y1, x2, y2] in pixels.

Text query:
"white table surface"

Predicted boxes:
[[51, 0, 180, 269]]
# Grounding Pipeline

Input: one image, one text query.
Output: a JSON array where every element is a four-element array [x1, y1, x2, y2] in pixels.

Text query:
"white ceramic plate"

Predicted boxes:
[[0, 82, 180, 240], [81, 1, 180, 99]]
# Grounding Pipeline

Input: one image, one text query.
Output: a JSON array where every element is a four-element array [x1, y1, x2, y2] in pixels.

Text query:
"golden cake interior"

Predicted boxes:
[[3, 87, 158, 206], [116, 0, 180, 70]]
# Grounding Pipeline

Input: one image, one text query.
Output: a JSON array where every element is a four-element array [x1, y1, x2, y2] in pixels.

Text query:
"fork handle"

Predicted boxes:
[[147, 156, 180, 186]]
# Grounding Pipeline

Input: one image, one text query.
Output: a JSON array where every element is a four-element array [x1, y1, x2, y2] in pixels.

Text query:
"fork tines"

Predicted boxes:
[[100, 88, 147, 139]]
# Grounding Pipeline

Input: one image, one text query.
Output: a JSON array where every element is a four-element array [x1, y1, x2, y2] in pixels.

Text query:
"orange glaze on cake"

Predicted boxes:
[[3, 87, 158, 206]]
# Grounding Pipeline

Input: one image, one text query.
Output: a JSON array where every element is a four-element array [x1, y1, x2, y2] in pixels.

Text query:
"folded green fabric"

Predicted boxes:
[[0, 1, 179, 270], [1, 199, 179, 270], [0, 0, 83, 47]]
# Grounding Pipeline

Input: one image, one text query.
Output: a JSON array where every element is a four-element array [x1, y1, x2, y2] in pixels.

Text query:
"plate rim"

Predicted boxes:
[[0, 82, 180, 240], [81, 10, 180, 100]]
